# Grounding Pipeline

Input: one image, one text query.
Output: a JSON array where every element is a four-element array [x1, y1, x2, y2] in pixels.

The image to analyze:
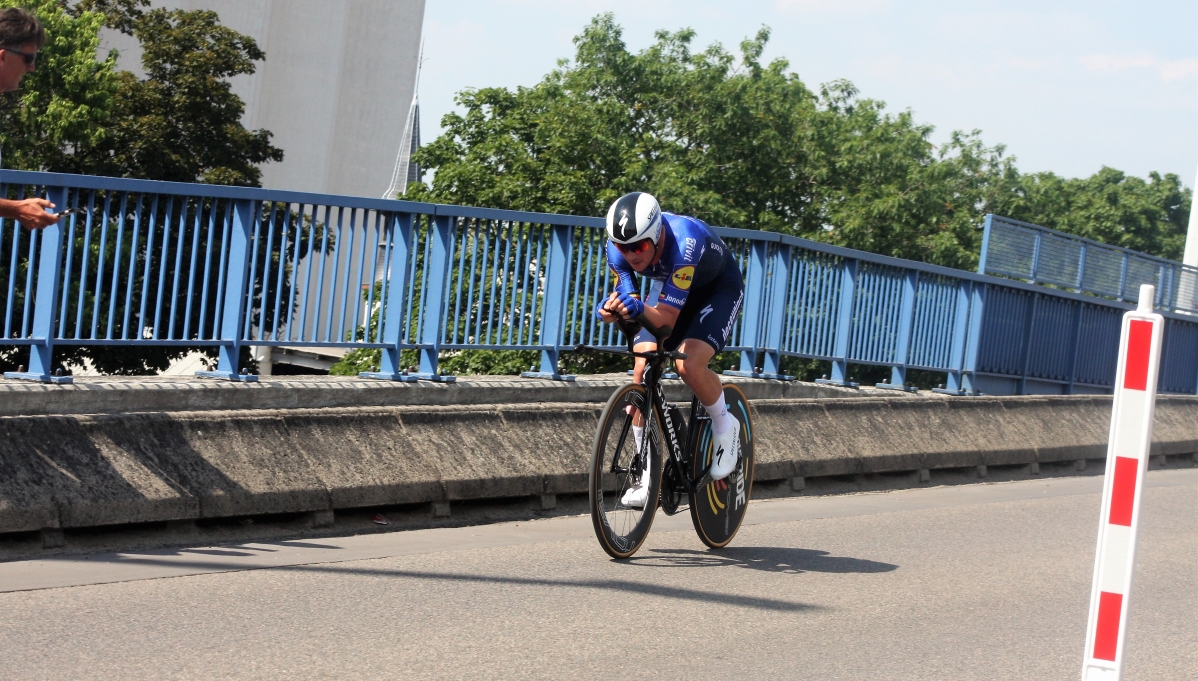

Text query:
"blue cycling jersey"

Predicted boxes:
[[607, 213, 736, 310]]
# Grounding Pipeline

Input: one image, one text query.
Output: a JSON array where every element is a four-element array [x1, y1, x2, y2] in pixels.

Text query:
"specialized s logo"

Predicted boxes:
[[671, 266, 695, 290]]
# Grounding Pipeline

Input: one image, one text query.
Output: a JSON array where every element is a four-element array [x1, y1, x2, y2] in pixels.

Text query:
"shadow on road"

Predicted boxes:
[[59, 557, 821, 612], [630, 547, 898, 575], [304, 566, 821, 612]]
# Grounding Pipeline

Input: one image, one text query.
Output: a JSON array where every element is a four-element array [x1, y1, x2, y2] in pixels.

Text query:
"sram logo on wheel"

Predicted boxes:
[[671, 265, 694, 290]]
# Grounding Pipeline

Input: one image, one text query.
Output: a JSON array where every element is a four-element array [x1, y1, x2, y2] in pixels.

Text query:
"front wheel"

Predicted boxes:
[[689, 384, 755, 549], [589, 383, 662, 559]]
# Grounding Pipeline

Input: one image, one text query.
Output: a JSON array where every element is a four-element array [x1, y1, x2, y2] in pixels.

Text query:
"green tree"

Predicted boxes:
[[410, 14, 1190, 270], [395, 14, 1190, 378]]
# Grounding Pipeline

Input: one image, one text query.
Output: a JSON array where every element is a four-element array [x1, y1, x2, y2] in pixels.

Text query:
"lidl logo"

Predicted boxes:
[[671, 266, 695, 290]]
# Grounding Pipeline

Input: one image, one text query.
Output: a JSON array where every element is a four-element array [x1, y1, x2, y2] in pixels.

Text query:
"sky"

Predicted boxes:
[[418, 0, 1198, 186]]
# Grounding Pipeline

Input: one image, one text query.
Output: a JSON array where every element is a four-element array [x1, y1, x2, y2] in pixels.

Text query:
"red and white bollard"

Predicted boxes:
[[1081, 284, 1165, 681]]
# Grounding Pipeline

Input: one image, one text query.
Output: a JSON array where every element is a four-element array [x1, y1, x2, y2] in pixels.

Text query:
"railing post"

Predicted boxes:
[[522, 224, 574, 381], [1117, 253, 1129, 301], [1076, 242, 1087, 293], [1029, 229, 1042, 284], [5, 186, 71, 384], [935, 279, 973, 395], [959, 282, 988, 394], [877, 269, 918, 392], [197, 199, 259, 381], [817, 257, 859, 387], [1156, 264, 1169, 310], [724, 238, 773, 379], [361, 212, 416, 381], [977, 214, 993, 275], [759, 244, 794, 380], [407, 212, 454, 382]]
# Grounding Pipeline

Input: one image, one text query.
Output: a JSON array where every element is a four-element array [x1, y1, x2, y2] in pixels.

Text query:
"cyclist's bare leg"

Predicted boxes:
[[675, 338, 740, 479], [630, 341, 656, 428], [673, 339, 721, 405], [624, 341, 658, 497]]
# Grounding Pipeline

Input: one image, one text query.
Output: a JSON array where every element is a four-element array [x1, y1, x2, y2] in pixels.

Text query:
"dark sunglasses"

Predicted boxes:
[[3, 46, 36, 66], [616, 238, 654, 256]]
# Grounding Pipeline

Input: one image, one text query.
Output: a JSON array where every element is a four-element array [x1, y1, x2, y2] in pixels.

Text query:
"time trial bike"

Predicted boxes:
[[584, 317, 755, 559]]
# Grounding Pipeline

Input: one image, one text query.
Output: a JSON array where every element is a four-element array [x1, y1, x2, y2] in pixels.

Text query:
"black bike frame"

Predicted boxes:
[[589, 315, 714, 495], [643, 352, 714, 495]]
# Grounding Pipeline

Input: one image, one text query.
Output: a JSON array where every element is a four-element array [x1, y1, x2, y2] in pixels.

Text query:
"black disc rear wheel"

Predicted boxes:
[[589, 383, 662, 559], [689, 384, 755, 549]]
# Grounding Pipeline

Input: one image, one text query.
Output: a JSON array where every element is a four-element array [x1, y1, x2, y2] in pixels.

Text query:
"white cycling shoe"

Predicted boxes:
[[708, 417, 741, 481], [620, 477, 651, 508]]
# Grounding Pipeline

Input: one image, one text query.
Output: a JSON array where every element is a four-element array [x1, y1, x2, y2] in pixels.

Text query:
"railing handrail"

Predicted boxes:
[[0, 170, 611, 228]]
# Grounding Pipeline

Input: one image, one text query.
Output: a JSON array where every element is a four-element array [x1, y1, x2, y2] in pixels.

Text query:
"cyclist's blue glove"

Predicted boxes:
[[616, 292, 644, 320], [594, 301, 608, 321]]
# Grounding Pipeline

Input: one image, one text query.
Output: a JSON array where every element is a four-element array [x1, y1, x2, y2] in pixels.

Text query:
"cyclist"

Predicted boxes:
[[596, 192, 744, 508]]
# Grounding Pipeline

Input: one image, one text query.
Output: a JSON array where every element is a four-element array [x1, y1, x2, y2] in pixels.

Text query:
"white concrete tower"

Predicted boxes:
[[99, 0, 426, 198]]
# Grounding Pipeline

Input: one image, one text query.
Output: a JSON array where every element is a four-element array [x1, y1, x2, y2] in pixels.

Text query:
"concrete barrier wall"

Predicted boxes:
[[0, 374, 860, 418], [1, 395, 1195, 535]]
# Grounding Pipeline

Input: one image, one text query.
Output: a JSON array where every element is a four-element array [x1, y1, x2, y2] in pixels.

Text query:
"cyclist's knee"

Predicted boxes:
[[674, 340, 716, 381], [675, 356, 709, 382], [675, 357, 692, 379]]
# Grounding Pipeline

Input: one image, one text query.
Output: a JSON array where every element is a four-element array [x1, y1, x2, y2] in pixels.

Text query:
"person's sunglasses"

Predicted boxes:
[[2, 47, 36, 66], [616, 238, 654, 256]]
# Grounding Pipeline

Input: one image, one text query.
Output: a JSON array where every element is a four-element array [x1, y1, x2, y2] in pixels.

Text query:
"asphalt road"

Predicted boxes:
[[0, 470, 1193, 680]]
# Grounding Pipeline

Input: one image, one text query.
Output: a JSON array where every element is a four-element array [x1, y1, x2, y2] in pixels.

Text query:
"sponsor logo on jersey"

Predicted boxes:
[[671, 265, 695, 290], [662, 293, 686, 307], [683, 237, 696, 261], [699, 304, 714, 323]]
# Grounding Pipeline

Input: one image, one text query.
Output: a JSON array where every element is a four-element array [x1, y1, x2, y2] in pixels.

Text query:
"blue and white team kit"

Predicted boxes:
[[606, 212, 745, 352]]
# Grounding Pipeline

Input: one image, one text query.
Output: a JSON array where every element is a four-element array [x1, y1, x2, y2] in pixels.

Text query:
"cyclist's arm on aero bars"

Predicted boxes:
[[637, 301, 679, 339]]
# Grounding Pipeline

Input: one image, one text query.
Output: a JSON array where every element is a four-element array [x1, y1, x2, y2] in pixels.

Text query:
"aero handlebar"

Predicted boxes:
[[577, 313, 688, 360]]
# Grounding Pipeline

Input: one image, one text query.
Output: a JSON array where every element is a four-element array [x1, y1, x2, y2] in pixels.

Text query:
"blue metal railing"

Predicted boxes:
[[1, 170, 1195, 395], [980, 214, 1198, 315]]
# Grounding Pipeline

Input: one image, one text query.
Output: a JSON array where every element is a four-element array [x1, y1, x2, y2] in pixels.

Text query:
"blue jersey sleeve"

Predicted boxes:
[[606, 240, 638, 296]]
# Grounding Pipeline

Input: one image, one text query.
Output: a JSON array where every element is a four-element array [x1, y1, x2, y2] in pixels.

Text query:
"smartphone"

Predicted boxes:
[[54, 208, 88, 217]]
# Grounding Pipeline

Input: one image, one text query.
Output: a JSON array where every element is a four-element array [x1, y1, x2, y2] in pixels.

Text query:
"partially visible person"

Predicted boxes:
[[0, 7, 57, 230]]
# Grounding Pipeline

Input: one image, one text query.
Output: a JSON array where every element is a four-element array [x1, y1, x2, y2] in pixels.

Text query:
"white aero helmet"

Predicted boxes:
[[606, 192, 662, 246]]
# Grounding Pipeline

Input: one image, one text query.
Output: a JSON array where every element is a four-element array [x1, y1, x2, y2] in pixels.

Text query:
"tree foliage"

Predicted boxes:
[[409, 14, 1191, 269]]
